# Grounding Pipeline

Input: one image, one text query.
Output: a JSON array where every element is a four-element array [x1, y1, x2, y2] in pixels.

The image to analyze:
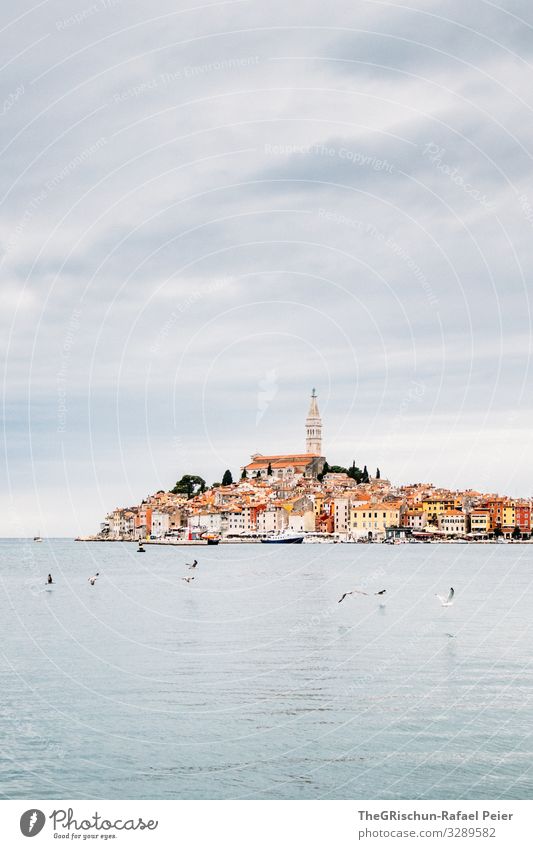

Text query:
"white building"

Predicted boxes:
[[288, 510, 315, 533], [333, 497, 351, 537], [188, 512, 222, 534], [402, 511, 427, 530], [438, 510, 467, 536], [224, 509, 245, 534], [151, 511, 170, 539], [257, 506, 289, 534]]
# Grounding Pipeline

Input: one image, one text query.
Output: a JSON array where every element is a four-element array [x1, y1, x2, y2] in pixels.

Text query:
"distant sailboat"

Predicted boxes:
[[33, 532, 43, 542]]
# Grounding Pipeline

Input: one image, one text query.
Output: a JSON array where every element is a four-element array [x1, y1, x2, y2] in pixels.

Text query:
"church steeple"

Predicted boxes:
[[305, 388, 322, 455]]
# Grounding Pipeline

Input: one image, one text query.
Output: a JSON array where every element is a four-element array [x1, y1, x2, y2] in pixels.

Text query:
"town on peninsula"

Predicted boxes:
[[84, 391, 531, 545]]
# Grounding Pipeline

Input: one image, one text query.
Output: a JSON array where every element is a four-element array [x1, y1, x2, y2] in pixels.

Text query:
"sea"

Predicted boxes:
[[0, 538, 531, 800]]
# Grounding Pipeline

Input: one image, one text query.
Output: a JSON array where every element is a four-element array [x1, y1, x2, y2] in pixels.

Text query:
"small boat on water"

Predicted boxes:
[[261, 532, 304, 544], [33, 534, 43, 542], [203, 535, 220, 546], [137, 544, 146, 553]]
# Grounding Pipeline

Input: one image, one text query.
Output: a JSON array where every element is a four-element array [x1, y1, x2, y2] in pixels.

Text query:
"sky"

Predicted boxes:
[[1, 0, 533, 536]]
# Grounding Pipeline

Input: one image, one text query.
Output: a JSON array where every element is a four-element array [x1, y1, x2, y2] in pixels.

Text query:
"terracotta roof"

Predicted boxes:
[[246, 453, 320, 465], [352, 503, 400, 512]]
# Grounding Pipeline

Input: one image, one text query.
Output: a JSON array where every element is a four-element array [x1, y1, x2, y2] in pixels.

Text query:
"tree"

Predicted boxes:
[[512, 525, 522, 540], [317, 460, 330, 482], [348, 461, 363, 483], [255, 470, 261, 478], [211, 482, 221, 488], [222, 469, 233, 486], [362, 465, 370, 483], [329, 464, 348, 474], [267, 462, 273, 476], [493, 523, 503, 538], [376, 468, 381, 479], [241, 467, 247, 479], [172, 474, 206, 499]]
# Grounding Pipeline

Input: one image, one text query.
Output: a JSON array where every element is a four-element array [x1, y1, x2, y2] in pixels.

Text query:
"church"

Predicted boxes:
[[243, 389, 327, 480]]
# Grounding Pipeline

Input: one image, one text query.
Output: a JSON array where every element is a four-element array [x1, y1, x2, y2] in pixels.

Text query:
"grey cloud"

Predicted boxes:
[[2, 0, 533, 534]]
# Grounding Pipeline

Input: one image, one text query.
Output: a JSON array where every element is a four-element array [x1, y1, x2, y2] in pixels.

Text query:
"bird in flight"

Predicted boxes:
[[436, 587, 455, 607], [338, 588, 387, 604], [187, 559, 198, 570], [88, 573, 99, 586], [338, 589, 368, 603], [181, 576, 195, 583]]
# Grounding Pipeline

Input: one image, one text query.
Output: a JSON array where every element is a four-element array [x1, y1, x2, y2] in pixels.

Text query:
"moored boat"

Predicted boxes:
[[261, 532, 304, 544]]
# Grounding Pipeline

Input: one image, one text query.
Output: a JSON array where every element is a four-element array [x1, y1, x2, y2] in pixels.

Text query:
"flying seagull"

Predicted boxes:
[[181, 576, 195, 583], [88, 573, 99, 586], [187, 559, 198, 570], [338, 589, 368, 603], [375, 589, 387, 596], [436, 587, 455, 607]]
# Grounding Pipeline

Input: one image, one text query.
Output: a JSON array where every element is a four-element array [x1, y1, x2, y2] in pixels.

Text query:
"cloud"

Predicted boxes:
[[1, 0, 533, 534]]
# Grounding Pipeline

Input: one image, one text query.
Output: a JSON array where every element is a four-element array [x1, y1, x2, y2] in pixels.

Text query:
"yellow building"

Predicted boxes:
[[502, 502, 516, 529], [314, 493, 325, 517], [422, 497, 457, 523], [350, 503, 401, 540]]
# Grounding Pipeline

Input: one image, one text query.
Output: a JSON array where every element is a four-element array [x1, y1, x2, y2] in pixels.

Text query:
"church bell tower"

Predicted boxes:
[[305, 388, 322, 455]]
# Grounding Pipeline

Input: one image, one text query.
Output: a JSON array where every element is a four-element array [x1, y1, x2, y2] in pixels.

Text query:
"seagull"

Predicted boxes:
[[187, 559, 198, 570], [436, 587, 455, 607], [88, 573, 100, 586], [338, 589, 368, 603], [375, 589, 387, 596], [181, 576, 195, 583]]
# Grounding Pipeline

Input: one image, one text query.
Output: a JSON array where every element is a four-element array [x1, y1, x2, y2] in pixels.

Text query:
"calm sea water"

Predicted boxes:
[[0, 539, 531, 800]]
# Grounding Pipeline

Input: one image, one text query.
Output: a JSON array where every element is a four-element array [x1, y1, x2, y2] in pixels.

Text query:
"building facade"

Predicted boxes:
[[243, 389, 326, 480]]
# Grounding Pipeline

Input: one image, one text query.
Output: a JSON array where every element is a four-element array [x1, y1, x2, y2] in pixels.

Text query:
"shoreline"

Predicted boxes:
[[74, 536, 533, 546]]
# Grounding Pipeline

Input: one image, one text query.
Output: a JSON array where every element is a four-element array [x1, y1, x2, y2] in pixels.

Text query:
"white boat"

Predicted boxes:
[[303, 533, 336, 544], [261, 532, 304, 544]]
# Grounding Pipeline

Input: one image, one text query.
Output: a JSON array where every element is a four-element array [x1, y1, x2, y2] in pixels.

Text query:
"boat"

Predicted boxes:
[[137, 544, 146, 553], [261, 532, 304, 544], [33, 534, 43, 542], [303, 533, 336, 544]]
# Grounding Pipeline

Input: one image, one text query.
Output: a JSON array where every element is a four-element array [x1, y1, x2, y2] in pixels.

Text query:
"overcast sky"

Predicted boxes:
[[1, 0, 533, 535]]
